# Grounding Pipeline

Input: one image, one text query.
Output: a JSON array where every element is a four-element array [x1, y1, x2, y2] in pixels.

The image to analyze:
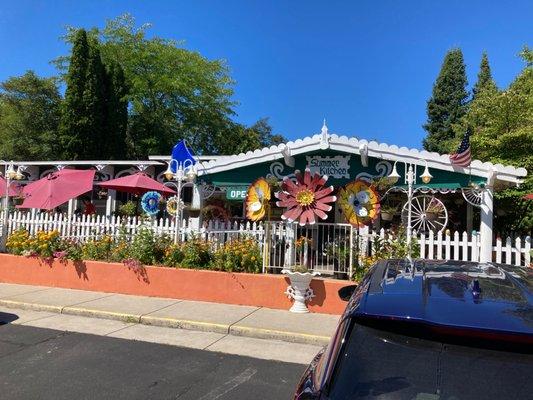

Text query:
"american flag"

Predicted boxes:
[[449, 132, 471, 167]]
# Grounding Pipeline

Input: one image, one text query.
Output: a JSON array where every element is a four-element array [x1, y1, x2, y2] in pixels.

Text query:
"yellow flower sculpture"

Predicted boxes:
[[245, 178, 271, 221], [338, 179, 380, 227]]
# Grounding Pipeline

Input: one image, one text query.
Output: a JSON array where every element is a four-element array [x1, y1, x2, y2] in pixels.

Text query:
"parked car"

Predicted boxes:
[[294, 259, 533, 399]]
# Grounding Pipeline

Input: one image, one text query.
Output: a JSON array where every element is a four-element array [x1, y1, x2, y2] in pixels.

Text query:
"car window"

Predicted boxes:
[[326, 323, 533, 399]]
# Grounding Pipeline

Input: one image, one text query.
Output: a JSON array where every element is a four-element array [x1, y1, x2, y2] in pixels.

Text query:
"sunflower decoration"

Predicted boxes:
[[245, 178, 271, 221], [338, 179, 380, 227], [141, 191, 162, 216], [275, 169, 336, 226], [166, 196, 182, 216]]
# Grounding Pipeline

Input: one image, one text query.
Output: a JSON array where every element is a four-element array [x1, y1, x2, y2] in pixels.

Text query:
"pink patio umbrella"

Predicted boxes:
[[19, 169, 96, 210], [97, 172, 175, 195]]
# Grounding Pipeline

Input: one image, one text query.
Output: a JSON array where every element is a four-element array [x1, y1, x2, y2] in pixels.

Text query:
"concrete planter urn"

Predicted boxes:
[[282, 269, 321, 313]]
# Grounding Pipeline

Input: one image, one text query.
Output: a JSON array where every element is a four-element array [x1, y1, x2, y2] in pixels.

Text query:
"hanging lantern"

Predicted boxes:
[[338, 179, 380, 227], [245, 178, 271, 221]]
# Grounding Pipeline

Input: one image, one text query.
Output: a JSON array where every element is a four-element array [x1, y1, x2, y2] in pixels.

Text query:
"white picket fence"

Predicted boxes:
[[1, 211, 531, 268]]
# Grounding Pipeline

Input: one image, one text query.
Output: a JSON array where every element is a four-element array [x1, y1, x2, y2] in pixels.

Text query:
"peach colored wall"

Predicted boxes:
[[0, 254, 348, 314]]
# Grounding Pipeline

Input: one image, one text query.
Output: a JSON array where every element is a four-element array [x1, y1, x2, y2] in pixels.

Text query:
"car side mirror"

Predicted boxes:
[[338, 285, 357, 301]]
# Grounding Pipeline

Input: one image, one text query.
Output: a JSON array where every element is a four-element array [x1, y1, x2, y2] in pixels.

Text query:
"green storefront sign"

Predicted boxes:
[[226, 186, 248, 200]]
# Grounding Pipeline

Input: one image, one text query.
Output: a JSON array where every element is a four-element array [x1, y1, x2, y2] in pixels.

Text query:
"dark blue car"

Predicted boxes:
[[294, 259, 533, 399]]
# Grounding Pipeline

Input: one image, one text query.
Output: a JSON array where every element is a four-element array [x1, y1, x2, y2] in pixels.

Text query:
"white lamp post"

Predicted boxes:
[[164, 159, 197, 244], [1, 161, 24, 251], [385, 160, 432, 254]]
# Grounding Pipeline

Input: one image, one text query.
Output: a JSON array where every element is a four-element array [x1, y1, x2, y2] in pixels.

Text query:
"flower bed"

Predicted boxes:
[[2, 228, 347, 314], [0, 254, 347, 314]]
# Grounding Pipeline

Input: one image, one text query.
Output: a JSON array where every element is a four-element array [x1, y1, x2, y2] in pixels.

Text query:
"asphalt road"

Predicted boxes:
[[0, 312, 305, 400]]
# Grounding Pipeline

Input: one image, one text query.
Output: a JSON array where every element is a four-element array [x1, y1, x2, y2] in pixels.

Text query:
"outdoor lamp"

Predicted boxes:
[[164, 162, 175, 181], [6, 164, 17, 180], [186, 165, 197, 182], [387, 162, 401, 184], [420, 162, 433, 184]]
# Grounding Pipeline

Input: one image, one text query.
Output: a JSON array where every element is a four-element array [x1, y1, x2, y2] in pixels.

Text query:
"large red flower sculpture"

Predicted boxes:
[[275, 169, 336, 226]]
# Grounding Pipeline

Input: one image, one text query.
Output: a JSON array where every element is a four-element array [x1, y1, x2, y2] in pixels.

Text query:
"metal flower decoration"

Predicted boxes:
[[141, 191, 162, 216], [275, 169, 336, 226], [338, 179, 380, 227], [245, 178, 271, 221], [166, 196, 182, 216]]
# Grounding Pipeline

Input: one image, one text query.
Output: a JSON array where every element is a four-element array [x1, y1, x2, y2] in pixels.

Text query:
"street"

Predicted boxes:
[[0, 312, 305, 400]]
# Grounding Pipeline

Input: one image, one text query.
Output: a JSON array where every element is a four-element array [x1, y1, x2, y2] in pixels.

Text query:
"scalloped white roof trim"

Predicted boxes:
[[198, 133, 527, 184]]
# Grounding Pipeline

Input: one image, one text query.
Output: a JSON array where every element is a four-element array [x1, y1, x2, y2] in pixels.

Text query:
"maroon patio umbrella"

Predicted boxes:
[[97, 172, 175, 195], [523, 194, 533, 200], [19, 169, 96, 210]]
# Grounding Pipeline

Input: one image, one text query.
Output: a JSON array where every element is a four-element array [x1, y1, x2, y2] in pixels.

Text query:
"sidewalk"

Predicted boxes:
[[0, 283, 341, 346]]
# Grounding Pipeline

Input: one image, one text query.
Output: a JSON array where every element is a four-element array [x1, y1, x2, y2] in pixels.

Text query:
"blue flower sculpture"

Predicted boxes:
[[141, 191, 162, 216]]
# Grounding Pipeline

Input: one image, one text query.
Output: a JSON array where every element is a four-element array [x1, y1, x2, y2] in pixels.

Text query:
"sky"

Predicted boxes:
[[0, 1, 531, 150]]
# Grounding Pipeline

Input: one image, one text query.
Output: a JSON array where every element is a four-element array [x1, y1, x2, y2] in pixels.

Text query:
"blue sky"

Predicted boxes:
[[0, 1, 531, 149]]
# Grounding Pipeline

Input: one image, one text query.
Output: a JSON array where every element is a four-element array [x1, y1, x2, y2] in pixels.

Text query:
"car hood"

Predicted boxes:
[[355, 260, 533, 337]]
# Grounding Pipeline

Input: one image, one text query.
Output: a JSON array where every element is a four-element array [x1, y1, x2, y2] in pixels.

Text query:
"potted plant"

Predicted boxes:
[[324, 239, 350, 280], [380, 204, 398, 221], [281, 264, 320, 313]]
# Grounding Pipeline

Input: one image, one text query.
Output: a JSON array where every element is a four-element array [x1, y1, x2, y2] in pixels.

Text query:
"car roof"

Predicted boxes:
[[351, 259, 533, 337]]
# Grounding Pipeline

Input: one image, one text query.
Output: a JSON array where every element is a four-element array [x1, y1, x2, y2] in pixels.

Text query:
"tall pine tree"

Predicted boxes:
[[59, 29, 90, 159], [472, 52, 498, 99], [104, 62, 128, 159], [83, 38, 107, 159], [423, 49, 469, 153]]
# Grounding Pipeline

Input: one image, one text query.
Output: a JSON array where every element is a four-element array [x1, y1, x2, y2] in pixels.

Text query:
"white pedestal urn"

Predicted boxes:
[[282, 269, 321, 313]]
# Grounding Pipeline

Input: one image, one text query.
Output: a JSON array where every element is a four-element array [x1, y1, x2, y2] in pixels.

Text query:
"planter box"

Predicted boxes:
[[0, 254, 347, 315]]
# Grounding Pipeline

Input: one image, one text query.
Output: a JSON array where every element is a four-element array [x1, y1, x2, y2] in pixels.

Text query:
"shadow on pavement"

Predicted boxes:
[[0, 311, 19, 325]]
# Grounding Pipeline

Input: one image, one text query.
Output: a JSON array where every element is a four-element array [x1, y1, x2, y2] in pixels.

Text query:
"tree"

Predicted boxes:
[[58, 29, 90, 160], [423, 49, 469, 153], [458, 47, 533, 233], [103, 61, 128, 159], [55, 15, 236, 157], [82, 37, 107, 159], [212, 118, 287, 155], [0, 71, 61, 160], [473, 52, 498, 99]]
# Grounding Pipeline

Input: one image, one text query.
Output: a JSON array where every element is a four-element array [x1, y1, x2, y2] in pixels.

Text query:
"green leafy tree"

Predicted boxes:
[[55, 15, 236, 157], [58, 29, 90, 159], [473, 52, 498, 99], [457, 47, 533, 233], [423, 49, 469, 153], [0, 71, 61, 160]]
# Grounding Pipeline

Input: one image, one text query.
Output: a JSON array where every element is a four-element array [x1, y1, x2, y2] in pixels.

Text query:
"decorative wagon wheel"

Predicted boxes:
[[401, 195, 448, 233], [461, 187, 483, 207]]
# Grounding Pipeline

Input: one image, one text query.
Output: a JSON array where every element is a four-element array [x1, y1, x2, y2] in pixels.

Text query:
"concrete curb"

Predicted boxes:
[[0, 299, 330, 346]]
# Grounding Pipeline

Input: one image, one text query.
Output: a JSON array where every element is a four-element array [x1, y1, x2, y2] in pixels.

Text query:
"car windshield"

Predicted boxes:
[[326, 321, 533, 400]]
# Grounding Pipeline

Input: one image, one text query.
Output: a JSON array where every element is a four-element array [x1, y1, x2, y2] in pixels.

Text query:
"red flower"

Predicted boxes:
[[275, 169, 336, 225]]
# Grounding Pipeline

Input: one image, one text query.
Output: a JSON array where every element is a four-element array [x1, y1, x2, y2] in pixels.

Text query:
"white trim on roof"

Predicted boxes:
[[199, 133, 527, 184]]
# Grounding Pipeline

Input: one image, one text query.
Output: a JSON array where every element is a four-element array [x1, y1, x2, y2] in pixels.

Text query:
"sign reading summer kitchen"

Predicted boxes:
[[306, 155, 351, 179]]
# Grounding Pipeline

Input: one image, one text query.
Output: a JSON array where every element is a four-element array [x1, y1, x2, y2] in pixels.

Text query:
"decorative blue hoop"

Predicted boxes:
[[141, 191, 162, 216]]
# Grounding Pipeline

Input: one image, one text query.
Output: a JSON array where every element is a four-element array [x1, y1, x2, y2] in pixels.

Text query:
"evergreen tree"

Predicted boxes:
[[83, 38, 107, 159], [473, 52, 498, 99], [59, 29, 90, 159], [423, 49, 469, 153], [104, 62, 128, 159]]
